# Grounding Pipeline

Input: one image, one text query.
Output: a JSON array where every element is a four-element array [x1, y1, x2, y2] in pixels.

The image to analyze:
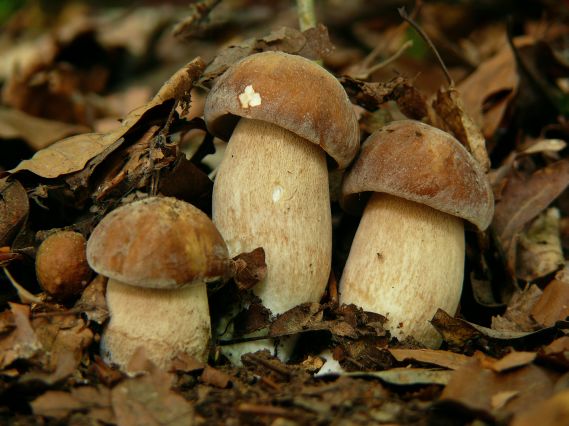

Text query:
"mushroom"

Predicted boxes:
[[86, 196, 231, 370], [35, 230, 92, 300], [339, 120, 494, 347], [204, 51, 359, 360]]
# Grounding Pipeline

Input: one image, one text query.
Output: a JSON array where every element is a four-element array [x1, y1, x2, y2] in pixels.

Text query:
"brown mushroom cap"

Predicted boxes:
[[204, 51, 359, 169], [341, 120, 494, 230], [86, 197, 230, 289], [36, 230, 92, 299]]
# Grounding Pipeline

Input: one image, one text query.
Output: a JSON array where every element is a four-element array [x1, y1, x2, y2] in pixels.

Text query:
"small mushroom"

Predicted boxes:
[[204, 52, 359, 360], [35, 230, 92, 300], [86, 196, 231, 370], [339, 120, 494, 347]]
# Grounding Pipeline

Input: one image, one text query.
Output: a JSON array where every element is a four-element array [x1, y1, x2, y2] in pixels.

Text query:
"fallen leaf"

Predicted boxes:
[[489, 351, 537, 373], [0, 177, 29, 247], [0, 303, 42, 369], [538, 336, 569, 369], [432, 87, 491, 171], [388, 348, 471, 370], [511, 389, 569, 426], [440, 353, 558, 418], [231, 247, 267, 291], [73, 274, 108, 325], [516, 208, 564, 281], [531, 278, 569, 327], [9, 57, 206, 179], [111, 365, 196, 426], [492, 159, 569, 277], [0, 108, 89, 151], [200, 365, 231, 388], [347, 368, 452, 386], [491, 285, 543, 332]]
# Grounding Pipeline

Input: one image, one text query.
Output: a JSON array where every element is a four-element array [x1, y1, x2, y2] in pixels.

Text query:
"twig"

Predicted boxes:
[[237, 403, 296, 418], [398, 6, 454, 87], [244, 353, 292, 378], [297, 0, 316, 31], [353, 40, 414, 80]]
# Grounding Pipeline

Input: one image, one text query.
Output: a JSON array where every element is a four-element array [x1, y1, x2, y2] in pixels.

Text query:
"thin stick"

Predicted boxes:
[[297, 0, 316, 31], [398, 6, 454, 87], [353, 40, 414, 80], [3, 267, 42, 304]]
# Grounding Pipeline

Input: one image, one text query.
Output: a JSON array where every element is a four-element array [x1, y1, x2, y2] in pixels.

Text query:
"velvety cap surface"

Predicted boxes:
[[86, 197, 229, 288], [204, 51, 360, 169], [342, 120, 494, 230]]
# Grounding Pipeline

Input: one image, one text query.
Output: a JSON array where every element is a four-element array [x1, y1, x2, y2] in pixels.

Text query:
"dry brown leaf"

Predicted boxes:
[[73, 274, 108, 325], [0, 108, 89, 151], [440, 353, 557, 418], [0, 177, 28, 247], [538, 336, 569, 369], [491, 285, 543, 332], [200, 25, 334, 85], [511, 389, 569, 426], [516, 208, 564, 281], [31, 385, 113, 422], [200, 365, 231, 389], [432, 87, 491, 171], [531, 279, 569, 327], [458, 39, 519, 138], [0, 303, 41, 369], [492, 159, 569, 277], [111, 365, 195, 426], [9, 57, 205, 179], [388, 348, 471, 370], [490, 351, 537, 373], [231, 247, 267, 291], [347, 368, 452, 386], [31, 312, 93, 371]]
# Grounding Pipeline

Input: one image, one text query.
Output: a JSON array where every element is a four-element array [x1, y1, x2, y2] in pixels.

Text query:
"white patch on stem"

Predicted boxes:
[[272, 185, 284, 202]]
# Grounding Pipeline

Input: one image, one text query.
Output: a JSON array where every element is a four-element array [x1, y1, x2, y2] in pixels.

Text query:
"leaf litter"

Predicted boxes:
[[1, 2, 569, 425]]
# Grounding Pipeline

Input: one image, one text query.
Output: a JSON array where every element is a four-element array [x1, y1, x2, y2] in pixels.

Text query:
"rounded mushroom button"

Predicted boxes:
[[339, 120, 494, 348]]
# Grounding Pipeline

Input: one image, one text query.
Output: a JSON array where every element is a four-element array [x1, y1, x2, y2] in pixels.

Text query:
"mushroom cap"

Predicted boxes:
[[36, 230, 92, 299], [86, 197, 230, 289], [204, 51, 360, 169], [341, 120, 494, 230]]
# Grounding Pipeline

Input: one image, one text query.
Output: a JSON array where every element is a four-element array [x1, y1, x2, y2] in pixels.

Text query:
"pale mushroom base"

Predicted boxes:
[[213, 118, 332, 363], [101, 279, 211, 370], [339, 193, 465, 348]]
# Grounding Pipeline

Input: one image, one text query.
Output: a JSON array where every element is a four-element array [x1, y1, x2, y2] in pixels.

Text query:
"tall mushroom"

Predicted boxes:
[[204, 51, 359, 360], [86, 196, 231, 370], [340, 120, 494, 348]]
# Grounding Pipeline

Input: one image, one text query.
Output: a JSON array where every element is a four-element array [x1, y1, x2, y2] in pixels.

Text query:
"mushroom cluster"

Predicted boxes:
[[204, 51, 360, 361], [339, 120, 494, 347], [86, 196, 231, 370]]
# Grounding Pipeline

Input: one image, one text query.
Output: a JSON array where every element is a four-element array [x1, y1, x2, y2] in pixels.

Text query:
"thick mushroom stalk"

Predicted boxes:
[[101, 280, 210, 369], [340, 193, 464, 347], [205, 51, 359, 362], [340, 120, 494, 348]]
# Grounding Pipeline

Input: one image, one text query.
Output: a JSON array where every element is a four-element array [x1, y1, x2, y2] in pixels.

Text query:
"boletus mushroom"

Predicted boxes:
[[204, 51, 359, 361], [86, 196, 231, 370], [340, 120, 494, 347]]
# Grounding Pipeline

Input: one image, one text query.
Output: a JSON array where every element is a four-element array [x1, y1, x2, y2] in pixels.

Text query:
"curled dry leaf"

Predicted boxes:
[[231, 247, 267, 291], [440, 353, 558, 419], [73, 274, 109, 325], [0, 303, 42, 369], [491, 284, 543, 332], [492, 159, 569, 277], [0, 108, 89, 151], [0, 177, 29, 247], [338, 75, 428, 119], [516, 208, 564, 281], [200, 25, 334, 86], [388, 348, 471, 370], [432, 87, 491, 172], [531, 278, 569, 327], [9, 57, 206, 179], [489, 351, 537, 373]]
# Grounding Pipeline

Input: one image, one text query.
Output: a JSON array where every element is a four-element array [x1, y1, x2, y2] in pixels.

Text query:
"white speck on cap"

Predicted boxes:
[[238, 85, 262, 108]]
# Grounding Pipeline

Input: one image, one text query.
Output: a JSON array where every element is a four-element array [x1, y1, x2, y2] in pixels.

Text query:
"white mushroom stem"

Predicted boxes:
[[101, 279, 211, 370], [213, 118, 332, 362], [339, 192, 465, 348]]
